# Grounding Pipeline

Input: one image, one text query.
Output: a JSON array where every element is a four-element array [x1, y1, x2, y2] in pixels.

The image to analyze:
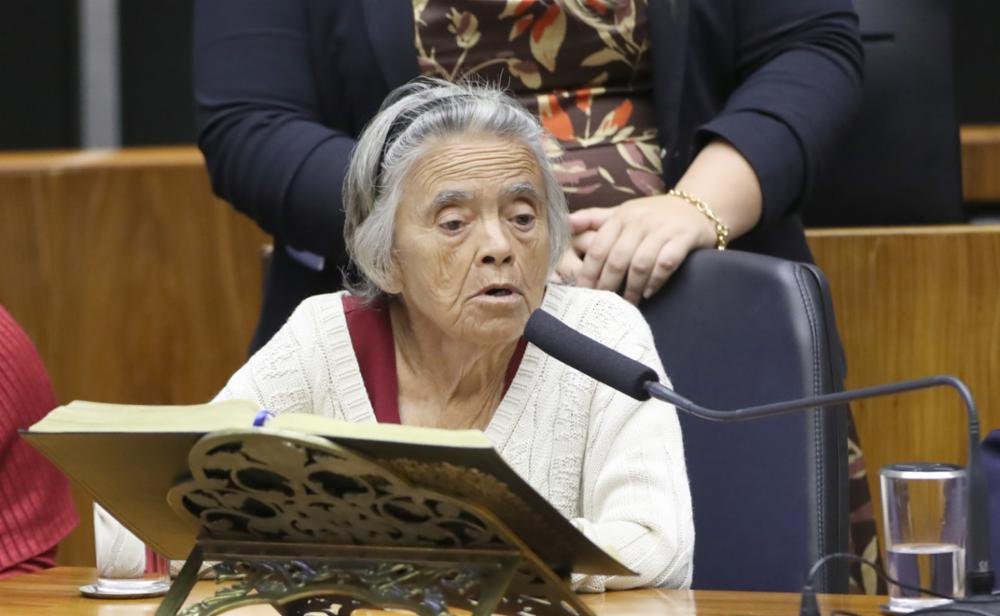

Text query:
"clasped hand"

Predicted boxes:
[[554, 194, 718, 304]]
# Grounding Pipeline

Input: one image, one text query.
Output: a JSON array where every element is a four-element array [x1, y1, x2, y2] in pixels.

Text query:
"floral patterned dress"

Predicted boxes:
[[412, 0, 881, 594], [414, 0, 663, 211]]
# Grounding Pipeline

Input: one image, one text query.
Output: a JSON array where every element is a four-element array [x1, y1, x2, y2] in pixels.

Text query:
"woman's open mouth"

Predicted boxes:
[[474, 284, 521, 303]]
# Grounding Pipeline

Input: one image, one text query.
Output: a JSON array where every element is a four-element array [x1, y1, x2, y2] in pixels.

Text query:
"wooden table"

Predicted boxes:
[[0, 567, 888, 615]]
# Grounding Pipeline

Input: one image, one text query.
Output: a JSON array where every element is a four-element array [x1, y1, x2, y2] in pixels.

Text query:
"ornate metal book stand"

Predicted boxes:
[[155, 430, 597, 616]]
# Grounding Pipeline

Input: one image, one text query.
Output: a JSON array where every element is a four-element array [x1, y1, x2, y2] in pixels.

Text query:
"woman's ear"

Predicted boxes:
[[381, 251, 404, 295]]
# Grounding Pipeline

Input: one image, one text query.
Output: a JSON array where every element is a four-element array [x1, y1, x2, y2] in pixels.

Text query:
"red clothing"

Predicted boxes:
[[0, 546, 56, 579], [0, 306, 78, 577], [342, 296, 526, 423]]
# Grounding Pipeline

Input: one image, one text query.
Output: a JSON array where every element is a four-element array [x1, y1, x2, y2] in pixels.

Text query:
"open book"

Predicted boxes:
[[23, 400, 631, 576]]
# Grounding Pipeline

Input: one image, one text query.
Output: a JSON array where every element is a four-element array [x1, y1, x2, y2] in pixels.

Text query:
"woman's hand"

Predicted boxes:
[[567, 139, 764, 304], [570, 194, 718, 304]]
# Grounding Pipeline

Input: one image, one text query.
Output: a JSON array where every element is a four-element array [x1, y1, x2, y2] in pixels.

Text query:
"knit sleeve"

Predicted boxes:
[[213, 296, 327, 413], [695, 0, 863, 224], [570, 306, 694, 591]]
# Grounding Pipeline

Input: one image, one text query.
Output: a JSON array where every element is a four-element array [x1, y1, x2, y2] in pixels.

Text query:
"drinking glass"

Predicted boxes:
[[80, 504, 171, 598], [881, 462, 967, 612]]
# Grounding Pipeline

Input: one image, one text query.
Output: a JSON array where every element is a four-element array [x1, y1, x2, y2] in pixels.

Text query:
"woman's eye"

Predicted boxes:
[[439, 219, 464, 232], [512, 213, 536, 228]]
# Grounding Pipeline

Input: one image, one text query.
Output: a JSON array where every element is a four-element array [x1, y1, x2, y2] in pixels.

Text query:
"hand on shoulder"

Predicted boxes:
[[565, 195, 717, 303]]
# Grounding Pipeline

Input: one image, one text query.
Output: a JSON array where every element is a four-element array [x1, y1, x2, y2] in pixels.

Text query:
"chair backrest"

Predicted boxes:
[[803, 0, 964, 226], [640, 250, 849, 593]]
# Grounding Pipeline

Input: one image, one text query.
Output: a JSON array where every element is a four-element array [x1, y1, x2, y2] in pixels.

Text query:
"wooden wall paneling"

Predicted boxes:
[[0, 149, 267, 405], [0, 147, 269, 566], [961, 125, 1000, 202], [808, 226, 1000, 552]]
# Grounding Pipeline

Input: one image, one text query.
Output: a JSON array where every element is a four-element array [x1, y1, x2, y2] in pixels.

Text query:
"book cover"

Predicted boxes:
[[23, 400, 631, 576]]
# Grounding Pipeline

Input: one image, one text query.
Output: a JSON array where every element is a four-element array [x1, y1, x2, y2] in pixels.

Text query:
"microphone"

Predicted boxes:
[[523, 308, 657, 400], [524, 309, 998, 613]]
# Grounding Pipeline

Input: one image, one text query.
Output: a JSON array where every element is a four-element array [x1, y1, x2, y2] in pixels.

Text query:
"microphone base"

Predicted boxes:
[[913, 594, 1000, 615]]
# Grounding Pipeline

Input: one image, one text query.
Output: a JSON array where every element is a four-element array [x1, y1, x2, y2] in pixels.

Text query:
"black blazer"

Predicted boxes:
[[194, 0, 863, 350]]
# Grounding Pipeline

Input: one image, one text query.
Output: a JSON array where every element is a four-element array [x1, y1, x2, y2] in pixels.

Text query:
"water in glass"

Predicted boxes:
[[886, 542, 964, 611]]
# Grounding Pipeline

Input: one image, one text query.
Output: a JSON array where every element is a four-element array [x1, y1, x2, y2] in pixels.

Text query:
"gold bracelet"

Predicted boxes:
[[667, 188, 729, 250]]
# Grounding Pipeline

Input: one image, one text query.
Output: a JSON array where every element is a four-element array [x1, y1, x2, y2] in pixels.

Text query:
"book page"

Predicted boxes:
[[28, 400, 493, 450], [27, 399, 258, 433], [273, 413, 493, 448]]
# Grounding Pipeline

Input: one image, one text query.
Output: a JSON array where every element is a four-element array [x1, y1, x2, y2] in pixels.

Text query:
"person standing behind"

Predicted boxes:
[[194, 0, 862, 348], [0, 306, 78, 578]]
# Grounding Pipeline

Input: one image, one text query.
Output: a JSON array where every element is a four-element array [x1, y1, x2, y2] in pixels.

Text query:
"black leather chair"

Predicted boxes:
[[640, 249, 850, 593]]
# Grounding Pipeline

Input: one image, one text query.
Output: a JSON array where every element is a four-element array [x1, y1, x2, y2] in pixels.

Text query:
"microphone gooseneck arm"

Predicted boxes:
[[522, 309, 994, 599], [645, 375, 993, 595]]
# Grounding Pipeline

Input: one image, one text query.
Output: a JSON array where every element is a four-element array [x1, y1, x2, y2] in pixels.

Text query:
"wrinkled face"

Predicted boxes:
[[389, 134, 551, 347]]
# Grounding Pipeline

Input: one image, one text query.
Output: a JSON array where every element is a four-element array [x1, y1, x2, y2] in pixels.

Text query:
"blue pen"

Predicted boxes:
[[252, 410, 276, 427]]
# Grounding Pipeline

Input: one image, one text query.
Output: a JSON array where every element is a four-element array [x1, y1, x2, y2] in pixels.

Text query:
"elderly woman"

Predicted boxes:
[[214, 79, 694, 590]]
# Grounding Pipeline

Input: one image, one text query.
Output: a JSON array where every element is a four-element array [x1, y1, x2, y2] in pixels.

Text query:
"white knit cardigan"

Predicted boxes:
[[215, 284, 694, 590]]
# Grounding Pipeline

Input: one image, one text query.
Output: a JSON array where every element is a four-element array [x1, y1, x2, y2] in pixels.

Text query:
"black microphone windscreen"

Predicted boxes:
[[524, 310, 657, 401]]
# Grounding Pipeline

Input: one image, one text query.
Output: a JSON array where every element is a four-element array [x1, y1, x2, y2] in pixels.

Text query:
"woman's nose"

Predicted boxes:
[[479, 220, 513, 265]]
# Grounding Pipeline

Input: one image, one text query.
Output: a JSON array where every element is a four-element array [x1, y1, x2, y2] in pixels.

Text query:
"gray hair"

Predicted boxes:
[[342, 78, 570, 300]]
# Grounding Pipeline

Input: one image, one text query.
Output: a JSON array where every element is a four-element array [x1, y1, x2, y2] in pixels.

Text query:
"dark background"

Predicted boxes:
[[0, 0, 80, 150], [0, 0, 194, 149], [1, 0, 997, 148], [953, 0, 1000, 123], [119, 0, 195, 145]]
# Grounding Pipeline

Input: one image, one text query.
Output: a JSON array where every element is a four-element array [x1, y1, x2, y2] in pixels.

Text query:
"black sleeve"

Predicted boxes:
[[193, 0, 353, 259], [696, 0, 864, 226]]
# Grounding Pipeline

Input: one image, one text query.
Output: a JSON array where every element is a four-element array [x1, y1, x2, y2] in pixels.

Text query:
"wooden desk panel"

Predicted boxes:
[[961, 125, 1000, 202], [0, 147, 268, 567], [0, 567, 888, 615], [808, 225, 1000, 547], [0, 147, 265, 404]]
